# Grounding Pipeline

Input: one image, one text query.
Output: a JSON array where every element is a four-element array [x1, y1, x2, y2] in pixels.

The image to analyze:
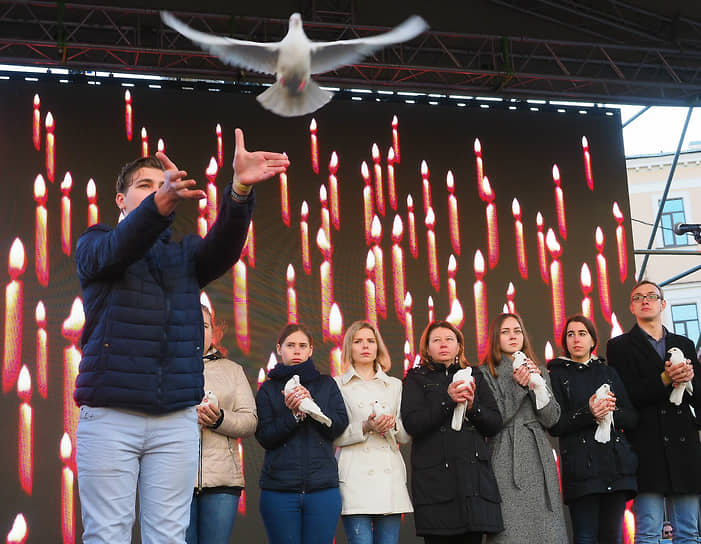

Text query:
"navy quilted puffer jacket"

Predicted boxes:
[[74, 184, 253, 413]]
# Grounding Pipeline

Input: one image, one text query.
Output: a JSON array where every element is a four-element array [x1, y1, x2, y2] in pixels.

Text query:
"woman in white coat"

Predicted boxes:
[[333, 321, 413, 544]]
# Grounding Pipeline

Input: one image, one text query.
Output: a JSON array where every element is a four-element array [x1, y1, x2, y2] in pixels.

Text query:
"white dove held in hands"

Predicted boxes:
[[371, 400, 391, 418], [161, 11, 428, 117], [202, 390, 219, 411], [284, 375, 332, 427], [451, 367, 474, 431], [594, 383, 613, 443], [668, 347, 693, 406], [512, 351, 550, 409]]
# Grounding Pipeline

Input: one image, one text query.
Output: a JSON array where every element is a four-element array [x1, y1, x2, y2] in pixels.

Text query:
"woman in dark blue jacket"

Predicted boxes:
[[547, 315, 637, 544], [255, 323, 349, 544]]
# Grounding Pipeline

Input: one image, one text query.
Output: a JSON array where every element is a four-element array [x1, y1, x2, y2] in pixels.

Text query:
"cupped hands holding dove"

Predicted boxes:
[[448, 377, 476, 410], [284, 381, 312, 420], [589, 388, 616, 423]]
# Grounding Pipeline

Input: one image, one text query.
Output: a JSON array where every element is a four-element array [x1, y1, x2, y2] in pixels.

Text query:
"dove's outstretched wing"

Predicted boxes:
[[162, 12, 279, 75], [309, 15, 428, 75]]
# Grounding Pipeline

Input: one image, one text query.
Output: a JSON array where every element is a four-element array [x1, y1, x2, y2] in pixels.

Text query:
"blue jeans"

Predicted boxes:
[[186, 492, 239, 544], [260, 488, 341, 544], [342, 514, 401, 544], [76, 405, 199, 544], [568, 491, 628, 544], [633, 492, 700, 544]]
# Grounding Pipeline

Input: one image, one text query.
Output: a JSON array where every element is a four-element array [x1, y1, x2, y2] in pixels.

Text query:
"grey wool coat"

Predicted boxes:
[[482, 357, 568, 544]]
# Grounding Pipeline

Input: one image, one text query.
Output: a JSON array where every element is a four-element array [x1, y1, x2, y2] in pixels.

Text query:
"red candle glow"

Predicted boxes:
[[407, 195, 418, 259], [552, 164, 567, 240], [62, 298, 83, 445], [205, 157, 218, 230], [391, 215, 406, 322], [33, 94, 41, 150], [512, 198, 528, 279], [141, 127, 148, 157], [474, 138, 484, 189], [87, 179, 99, 227], [317, 229, 334, 340], [536, 212, 549, 285], [544, 341, 554, 363], [45, 112, 55, 183], [611, 312, 623, 339], [300, 202, 311, 275], [582, 136, 593, 191], [237, 440, 246, 515], [329, 303, 344, 377], [506, 282, 516, 314], [546, 229, 565, 340], [447, 254, 457, 308], [216, 124, 223, 167], [320, 184, 331, 246], [372, 143, 385, 216], [124, 90, 132, 142], [370, 216, 387, 318], [425, 208, 440, 291], [403, 340, 411, 377], [60, 172, 72, 255], [427, 296, 435, 324], [391, 115, 400, 163], [7, 513, 28, 544], [310, 118, 319, 174], [362, 161, 374, 246], [60, 433, 74, 544], [243, 218, 255, 269], [612, 202, 628, 282], [286, 264, 297, 324], [280, 170, 290, 227], [623, 503, 635, 544], [157, 138, 165, 154], [328, 152, 340, 230], [36, 302, 48, 399], [257, 368, 266, 390], [404, 292, 414, 358], [4, 238, 25, 394], [17, 365, 33, 494], [34, 174, 49, 287], [446, 171, 461, 255], [365, 250, 377, 327], [421, 161, 432, 216], [197, 198, 207, 238], [446, 299, 464, 329], [387, 147, 397, 211], [580, 263, 593, 321], [595, 226, 612, 322], [233, 260, 250, 354], [473, 250, 488, 361], [481, 176, 499, 269]]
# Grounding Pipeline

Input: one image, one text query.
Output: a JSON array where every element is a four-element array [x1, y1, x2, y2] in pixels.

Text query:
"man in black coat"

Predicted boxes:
[[607, 280, 701, 544]]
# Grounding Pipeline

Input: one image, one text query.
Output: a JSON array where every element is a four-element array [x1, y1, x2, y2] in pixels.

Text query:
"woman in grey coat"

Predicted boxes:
[[481, 313, 567, 544]]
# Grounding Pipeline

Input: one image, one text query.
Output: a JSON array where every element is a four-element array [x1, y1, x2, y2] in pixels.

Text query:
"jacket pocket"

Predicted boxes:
[[413, 464, 455, 505]]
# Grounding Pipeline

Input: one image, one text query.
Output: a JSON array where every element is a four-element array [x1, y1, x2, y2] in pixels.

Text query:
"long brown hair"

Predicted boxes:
[[341, 321, 392, 373], [483, 313, 537, 377], [418, 321, 470, 368]]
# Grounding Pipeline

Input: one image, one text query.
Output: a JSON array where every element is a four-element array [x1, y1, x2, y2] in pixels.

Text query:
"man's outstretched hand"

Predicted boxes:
[[233, 128, 289, 187]]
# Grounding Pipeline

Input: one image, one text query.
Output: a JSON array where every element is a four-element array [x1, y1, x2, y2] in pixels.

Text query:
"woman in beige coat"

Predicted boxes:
[[186, 304, 258, 544], [333, 321, 413, 544]]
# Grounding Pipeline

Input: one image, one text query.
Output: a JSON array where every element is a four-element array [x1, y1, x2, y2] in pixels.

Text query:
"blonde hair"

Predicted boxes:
[[341, 321, 392, 373]]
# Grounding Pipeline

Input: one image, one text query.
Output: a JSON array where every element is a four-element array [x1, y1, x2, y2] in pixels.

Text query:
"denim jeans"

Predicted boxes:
[[633, 492, 700, 544], [568, 491, 628, 544], [76, 405, 199, 544], [342, 514, 401, 544], [260, 488, 341, 544], [185, 492, 239, 544]]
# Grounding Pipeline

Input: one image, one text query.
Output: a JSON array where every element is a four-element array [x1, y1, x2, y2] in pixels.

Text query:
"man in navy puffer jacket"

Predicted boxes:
[[74, 129, 288, 544]]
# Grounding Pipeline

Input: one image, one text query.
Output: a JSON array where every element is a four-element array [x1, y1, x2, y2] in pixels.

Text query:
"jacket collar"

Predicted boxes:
[[340, 365, 393, 386]]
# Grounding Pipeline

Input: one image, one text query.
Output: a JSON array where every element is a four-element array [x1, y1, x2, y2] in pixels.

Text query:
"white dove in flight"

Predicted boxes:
[[512, 351, 550, 409], [668, 347, 693, 406], [284, 374, 332, 427], [451, 367, 474, 431], [594, 383, 613, 443], [161, 11, 429, 117]]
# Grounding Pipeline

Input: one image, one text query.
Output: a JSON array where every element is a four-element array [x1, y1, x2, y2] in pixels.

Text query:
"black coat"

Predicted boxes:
[[547, 357, 638, 504], [401, 363, 503, 537], [606, 325, 701, 494]]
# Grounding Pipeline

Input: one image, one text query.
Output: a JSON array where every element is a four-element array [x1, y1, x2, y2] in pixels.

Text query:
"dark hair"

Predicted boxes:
[[560, 314, 598, 358], [484, 313, 537, 377], [631, 279, 664, 300], [116, 156, 163, 194], [418, 321, 469, 368], [277, 323, 314, 348]]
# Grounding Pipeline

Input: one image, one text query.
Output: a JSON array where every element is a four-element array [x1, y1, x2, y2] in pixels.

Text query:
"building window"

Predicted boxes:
[[659, 198, 690, 247], [671, 303, 700, 344]]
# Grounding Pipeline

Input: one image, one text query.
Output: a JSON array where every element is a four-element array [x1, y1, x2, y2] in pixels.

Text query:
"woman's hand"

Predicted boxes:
[[364, 414, 395, 436], [283, 385, 311, 418], [448, 379, 476, 410], [513, 364, 531, 387], [197, 401, 221, 427], [589, 391, 616, 422]]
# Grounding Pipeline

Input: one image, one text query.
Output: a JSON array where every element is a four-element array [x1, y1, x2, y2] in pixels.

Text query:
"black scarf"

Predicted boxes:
[[268, 357, 320, 384]]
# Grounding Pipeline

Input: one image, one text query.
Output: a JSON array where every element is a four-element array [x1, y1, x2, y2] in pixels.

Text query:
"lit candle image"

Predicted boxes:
[[33, 94, 41, 150], [237, 439, 246, 515], [536, 212, 548, 285], [257, 368, 266, 390], [365, 250, 377, 327], [216, 123, 223, 167], [546, 229, 565, 340], [480, 176, 499, 269], [387, 147, 397, 211], [552, 164, 567, 240], [362, 161, 374, 246], [310, 118, 319, 174], [391, 115, 400, 163], [404, 292, 414, 358], [6, 513, 28, 544], [124, 90, 132, 141], [45, 112, 55, 183], [372, 143, 385, 216], [34, 174, 49, 287], [233, 260, 250, 354], [62, 297, 84, 444], [623, 504, 635, 544], [60, 172, 72, 255], [446, 171, 461, 255], [4, 238, 25, 394], [446, 299, 464, 329], [197, 198, 207, 238], [280, 170, 290, 227], [141, 127, 148, 157], [244, 222, 256, 268], [36, 301, 48, 399], [474, 138, 484, 187], [17, 365, 33, 494], [580, 263, 593, 321], [425, 208, 439, 291], [328, 152, 340, 230], [317, 229, 334, 340], [157, 138, 165, 154], [582, 136, 593, 191], [407, 195, 418, 259], [60, 433, 74, 544], [421, 161, 432, 216], [473, 250, 488, 362], [329, 303, 344, 377], [447, 254, 457, 308], [595, 226, 612, 322], [286, 264, 297, 324], [403, 340, 411, 377], [506, 282, 516, 314], [320, 184, 331, 246], [512, 198, 528, 279], [391, 215, 406, 322], [87, 179, 99, 227], [300, 201, 311, 275], [544, 341, 554, 363], [370, 216, 387, 318], [427, 296, 434, 324], [612, 202, 628, 282], [205, 157, 218, 230]]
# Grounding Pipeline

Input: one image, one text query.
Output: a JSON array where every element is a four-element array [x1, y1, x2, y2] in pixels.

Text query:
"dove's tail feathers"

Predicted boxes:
[[257, 80, 332, 117]]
